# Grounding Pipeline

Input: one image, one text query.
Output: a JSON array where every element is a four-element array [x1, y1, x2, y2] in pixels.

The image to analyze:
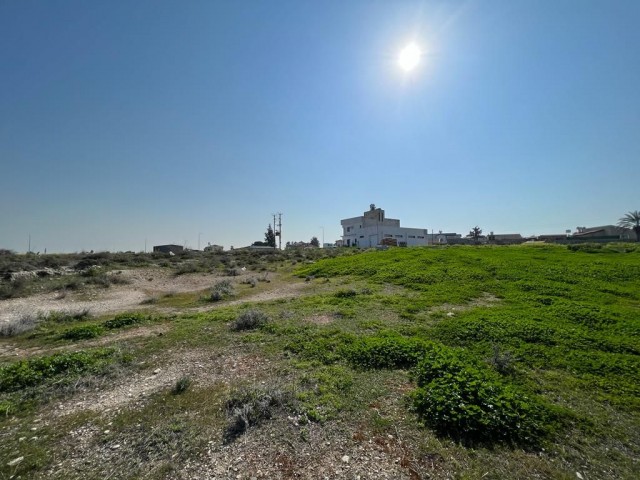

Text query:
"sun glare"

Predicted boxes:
[[398, 42, 421, 72]]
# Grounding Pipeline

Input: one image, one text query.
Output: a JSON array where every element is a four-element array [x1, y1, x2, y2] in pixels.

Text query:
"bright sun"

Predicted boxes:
[[398, 43, 421, 72]]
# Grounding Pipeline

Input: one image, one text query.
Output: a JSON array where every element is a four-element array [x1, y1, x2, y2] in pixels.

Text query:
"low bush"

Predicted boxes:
[[411, 347, 553, 446], [48, 309, 91, 323], [210, 280, 234, 302], [0, 348, 116, 392], [0, 313, 42, 337], [61, 324, 104, 340], [334, 288, 357, 298], [103, 313, 144, 329], [346, 335, 434, 370], [172, 375, 192, 395], [175, 262, 200, 275], [223, 386, 293, 444], [0, 276, 30, 299], [230, 310, 268, 331]]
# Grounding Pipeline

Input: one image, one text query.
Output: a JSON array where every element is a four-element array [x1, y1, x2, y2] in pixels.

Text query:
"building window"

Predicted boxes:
[[395, 235, 403, 238], [417, 236, 424, 239], [359, 235, 364, 238], [384, 234, 392, 238], [347, 227, 352, 232], [408, 235, 416, 238]]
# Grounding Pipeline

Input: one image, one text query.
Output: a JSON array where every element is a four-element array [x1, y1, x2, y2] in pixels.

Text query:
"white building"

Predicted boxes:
[[341, 205, 430, 248]]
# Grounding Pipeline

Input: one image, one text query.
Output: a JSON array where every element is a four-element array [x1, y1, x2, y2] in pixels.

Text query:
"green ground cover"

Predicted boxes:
[[0, 244, 638, 479]]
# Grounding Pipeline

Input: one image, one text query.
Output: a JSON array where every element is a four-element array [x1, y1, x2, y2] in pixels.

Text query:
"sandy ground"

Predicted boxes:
[[0, 268, 307, 324]]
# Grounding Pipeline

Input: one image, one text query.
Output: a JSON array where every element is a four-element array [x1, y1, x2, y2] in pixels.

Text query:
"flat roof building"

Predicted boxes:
[[341, 204, 430, 248]]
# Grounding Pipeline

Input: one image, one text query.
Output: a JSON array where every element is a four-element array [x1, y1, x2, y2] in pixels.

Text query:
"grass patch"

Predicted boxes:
[[0, 348, 118, 392]]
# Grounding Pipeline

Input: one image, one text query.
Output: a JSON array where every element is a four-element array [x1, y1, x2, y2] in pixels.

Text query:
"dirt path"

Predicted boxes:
[[0, 268, 303, 324]]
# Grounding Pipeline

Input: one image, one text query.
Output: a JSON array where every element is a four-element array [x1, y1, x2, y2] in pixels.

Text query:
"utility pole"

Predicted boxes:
[[198, 232, 202, 251], [270, 213, 284, 250], [28, 233, 31, 254], [320, 226, 324, 247]]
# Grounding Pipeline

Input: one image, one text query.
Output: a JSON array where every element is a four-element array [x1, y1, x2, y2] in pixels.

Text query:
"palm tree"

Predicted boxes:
[[617, 211, 640, 242]]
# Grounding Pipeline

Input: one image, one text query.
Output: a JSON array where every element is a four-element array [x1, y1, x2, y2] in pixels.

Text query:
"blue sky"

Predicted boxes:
[[1, 1, 639, 252]]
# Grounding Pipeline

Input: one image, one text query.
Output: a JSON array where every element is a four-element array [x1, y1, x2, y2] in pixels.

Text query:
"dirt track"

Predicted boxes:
[[0, 268, 308, 324]]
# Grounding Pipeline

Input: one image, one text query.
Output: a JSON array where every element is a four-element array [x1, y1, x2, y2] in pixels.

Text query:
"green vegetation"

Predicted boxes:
[[103, 312, 145, 329], [61, 324, 104, 340], [0, 349, 119, 392], [1, 244, 638, 478]]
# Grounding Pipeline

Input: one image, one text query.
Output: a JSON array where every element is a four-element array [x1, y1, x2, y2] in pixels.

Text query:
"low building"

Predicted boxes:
[[573, 225, 636, 241], [487, 233, 525, 245], [341, 204, 429, 248], [433, 232, 463, 244], [203, 244, 224, 252], [153, 244, 184, 254]]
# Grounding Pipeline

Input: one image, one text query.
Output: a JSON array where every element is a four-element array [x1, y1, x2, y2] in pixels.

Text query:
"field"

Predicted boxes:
[[0, 244, 639, 479]]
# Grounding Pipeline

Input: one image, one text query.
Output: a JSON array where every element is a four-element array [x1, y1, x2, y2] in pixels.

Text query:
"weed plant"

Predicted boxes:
[[230, 310, 269, 331], [61, 324, 104, 341]]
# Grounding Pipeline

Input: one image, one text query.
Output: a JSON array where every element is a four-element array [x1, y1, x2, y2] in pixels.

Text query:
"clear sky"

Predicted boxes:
[[1, 1, 639, 253]]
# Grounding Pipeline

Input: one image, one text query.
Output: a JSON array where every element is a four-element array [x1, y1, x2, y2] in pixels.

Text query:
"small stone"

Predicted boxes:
[[153, 368, 161, 375], [18, 437, 26, 442], [30, 427, 38, 431], [104, 430, 110, 434], [576, 473, 584, 480], [341, 455, 350, 463], [7, 456, 24, 467], [111, 444, 121, 450]]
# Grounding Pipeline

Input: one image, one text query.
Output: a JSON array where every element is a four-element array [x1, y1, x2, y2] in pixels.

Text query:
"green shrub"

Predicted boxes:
[[346, 335, 434, 370], [0, 349, 116, 392], [103, 313, 144, 329], [61, 324, 104, 340], [411, 347, 551, 446], [172, 375, 192, 395], [334, 288, 357, 298]]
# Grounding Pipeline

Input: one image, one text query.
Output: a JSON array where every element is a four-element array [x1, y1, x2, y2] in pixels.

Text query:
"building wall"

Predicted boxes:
[[153, 245, 184, 254], [341, 206, 429, 247]]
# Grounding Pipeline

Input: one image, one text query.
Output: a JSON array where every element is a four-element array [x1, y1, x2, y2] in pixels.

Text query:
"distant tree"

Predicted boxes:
[[265, 224, 276, 248], [310, 236, 320, 248], [618, 210, 640, 242], [469, 226, 483, 244]]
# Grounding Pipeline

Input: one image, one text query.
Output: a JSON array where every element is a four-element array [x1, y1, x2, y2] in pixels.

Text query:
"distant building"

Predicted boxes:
[[203, 244, 224, 253], [487, 233, 524, 245], [433, 232, 463, 244], [153, 244, 184, 254], [573, 225, 636, 241], [341, 204, 429, 248]]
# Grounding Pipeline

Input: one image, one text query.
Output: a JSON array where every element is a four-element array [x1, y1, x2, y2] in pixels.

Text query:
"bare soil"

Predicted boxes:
[[0, 268, 308, 324]]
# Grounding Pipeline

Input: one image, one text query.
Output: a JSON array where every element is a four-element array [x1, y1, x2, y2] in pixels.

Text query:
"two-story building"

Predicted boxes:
[[341, 205, 430, 248]]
